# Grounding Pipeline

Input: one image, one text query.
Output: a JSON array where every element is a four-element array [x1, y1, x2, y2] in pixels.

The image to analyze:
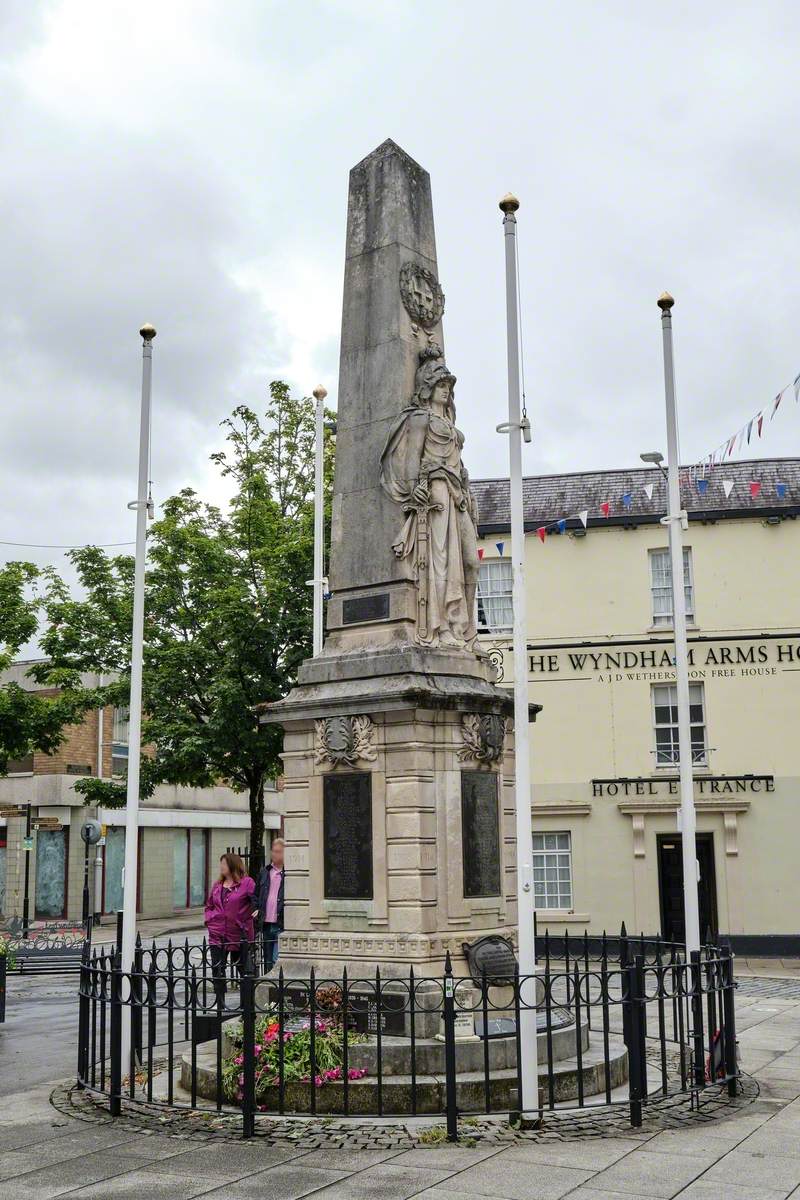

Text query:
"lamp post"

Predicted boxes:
[[643, 291, 701, 955], [21, 801, 32, 937], [497, 192, 539, 1120], [120, 322, 156, 1069]]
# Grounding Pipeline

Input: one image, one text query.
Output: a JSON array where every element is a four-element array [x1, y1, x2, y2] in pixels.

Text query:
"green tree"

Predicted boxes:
[[41, 382, 334, 874], [0, 561, 100, 773]]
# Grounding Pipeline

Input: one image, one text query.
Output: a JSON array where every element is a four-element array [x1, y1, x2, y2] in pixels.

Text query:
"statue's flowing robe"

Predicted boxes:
[[380, 406, 477, 646]]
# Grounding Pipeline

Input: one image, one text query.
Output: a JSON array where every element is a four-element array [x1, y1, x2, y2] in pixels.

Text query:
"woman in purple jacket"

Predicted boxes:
[[204, 853, 255, 1001]]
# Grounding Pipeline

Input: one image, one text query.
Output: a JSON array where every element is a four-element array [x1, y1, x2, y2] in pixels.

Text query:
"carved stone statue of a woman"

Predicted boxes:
[[379, 344, 479, 649]]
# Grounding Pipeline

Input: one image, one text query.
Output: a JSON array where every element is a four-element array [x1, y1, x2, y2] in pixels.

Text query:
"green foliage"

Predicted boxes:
[[222, 1009, 366, 1104], [39, 383, 334, 869], [0, 936, 17, 970], [0, 561, 100, 774]]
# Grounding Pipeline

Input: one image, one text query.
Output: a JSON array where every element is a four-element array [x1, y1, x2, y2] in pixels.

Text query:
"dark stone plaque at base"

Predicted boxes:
[[342, 593, 390, 625], [324, 772, 373, 899], [461, 771, 501, 898]]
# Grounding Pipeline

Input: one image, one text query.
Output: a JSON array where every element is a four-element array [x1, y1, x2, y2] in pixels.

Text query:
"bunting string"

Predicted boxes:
[[700, 368, 800, 470], [480, 470, 793, 551]]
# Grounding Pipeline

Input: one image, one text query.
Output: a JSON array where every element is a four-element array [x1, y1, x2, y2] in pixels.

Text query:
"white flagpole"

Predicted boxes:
[[657, 294, 701, 954], [120, 322, 156, 1069], [497, 193, 539, 1119], [311, 385, 327, 657]]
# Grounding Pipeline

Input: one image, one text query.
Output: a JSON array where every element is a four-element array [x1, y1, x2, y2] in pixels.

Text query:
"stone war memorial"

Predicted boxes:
[[259, 138, 524, 980], [72, 142, 742, 1136]]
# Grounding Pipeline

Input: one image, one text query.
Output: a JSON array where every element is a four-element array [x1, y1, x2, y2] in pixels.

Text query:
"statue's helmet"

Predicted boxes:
[[412, 342, 456, 407]]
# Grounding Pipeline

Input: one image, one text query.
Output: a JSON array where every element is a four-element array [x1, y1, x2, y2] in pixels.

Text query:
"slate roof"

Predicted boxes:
[[471, 457, 800, 534]]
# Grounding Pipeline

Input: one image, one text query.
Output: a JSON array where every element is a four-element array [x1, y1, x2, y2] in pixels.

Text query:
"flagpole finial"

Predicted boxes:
[[139, 323, 157, 341], [313, 385, 327, 401], [657, 292, 674, 312], [499, 193, 520, 214]]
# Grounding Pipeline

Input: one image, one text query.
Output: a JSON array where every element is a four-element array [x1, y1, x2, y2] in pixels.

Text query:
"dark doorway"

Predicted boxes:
[[657, 833, 718, 943]]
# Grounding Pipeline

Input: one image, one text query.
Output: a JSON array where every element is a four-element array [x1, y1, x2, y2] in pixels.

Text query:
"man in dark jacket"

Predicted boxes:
[[254, 838, 285, 972]]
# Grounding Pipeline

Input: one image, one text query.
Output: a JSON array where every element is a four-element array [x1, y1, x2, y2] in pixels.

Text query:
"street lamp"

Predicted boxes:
[[643, 292, 701, 956]]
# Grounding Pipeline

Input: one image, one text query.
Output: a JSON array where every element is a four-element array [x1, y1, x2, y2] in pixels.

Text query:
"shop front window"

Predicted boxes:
[[173, 829, 208, 908], [35, 828, 67, 919]]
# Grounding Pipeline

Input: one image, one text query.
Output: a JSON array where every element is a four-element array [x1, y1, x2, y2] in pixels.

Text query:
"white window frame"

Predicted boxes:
[[476, 560, 513, 634], [111, 706, 129, 779], [649, 547, 694, 627], [651, 681, 708, 767], [532, 831, 573, 911]]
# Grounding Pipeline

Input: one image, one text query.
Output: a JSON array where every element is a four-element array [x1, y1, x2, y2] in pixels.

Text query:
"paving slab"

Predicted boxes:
[[0, 1150, 164, 1199], [300, 1162, 461, 1199], [586, 1149, 716, 1197], [675, 1180, 790, 1200], [490, 1137, 643, 1169], [425, 1157, 594, 1199], [389, 1144, 502, 1169], [68, 1173, 214, 1198], [700, 1148, 800, 1193], [198, 1162, 351, 1198], [296, 1146, 405, 1170]]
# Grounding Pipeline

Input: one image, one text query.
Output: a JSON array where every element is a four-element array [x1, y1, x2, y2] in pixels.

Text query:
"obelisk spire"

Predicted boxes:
[[323, 139, 445, 653]]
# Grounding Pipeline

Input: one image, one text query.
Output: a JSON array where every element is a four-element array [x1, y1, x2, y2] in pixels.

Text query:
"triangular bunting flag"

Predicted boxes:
[[794, 372, 800, 402], [477, 547, 484, 560], [776, 482, 787, 499], [696, 478, 708, 495], [495, 541, 505, 556], [536, 526, 547, 543], [757, 412, 764, 437], [722, 479, 734, 498], [578, 510, 588, 528], [746, 419, 753, 444], [771, 391, 783, 419], [557, 518, 567, 534], [644, 483, 654, 501], [600, 501, 610, 517], [750, 481, 761, 498], [622, 492, 632, 509]]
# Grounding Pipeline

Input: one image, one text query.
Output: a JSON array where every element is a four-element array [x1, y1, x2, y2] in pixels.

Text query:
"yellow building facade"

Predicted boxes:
[[473, 457, 800, 954]]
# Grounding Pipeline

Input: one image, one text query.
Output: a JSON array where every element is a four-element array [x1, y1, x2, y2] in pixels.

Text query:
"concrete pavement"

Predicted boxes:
[[2, 972, 800, 1197]]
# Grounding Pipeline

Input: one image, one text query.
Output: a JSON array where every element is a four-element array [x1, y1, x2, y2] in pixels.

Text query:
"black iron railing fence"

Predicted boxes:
[[76, 927, 740, 1141], [77, 926, 743, 1142]]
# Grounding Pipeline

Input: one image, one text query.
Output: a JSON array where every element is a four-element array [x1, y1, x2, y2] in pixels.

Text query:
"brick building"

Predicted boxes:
[[0, 661, 283, 925]]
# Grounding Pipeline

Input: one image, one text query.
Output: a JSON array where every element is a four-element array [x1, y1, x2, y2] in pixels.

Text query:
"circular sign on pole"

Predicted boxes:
[[81, 819, 103, 845]]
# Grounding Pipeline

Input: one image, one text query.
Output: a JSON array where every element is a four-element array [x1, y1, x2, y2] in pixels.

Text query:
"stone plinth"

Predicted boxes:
[[264, 673, 521, 978]]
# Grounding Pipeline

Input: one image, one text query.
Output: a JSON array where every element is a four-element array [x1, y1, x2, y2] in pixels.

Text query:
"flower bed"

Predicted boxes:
[[222, 1009, 367, 1107]]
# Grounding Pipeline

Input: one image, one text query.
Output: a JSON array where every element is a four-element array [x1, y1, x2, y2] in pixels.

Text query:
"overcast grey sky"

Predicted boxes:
[[2, 0, 799, 571]]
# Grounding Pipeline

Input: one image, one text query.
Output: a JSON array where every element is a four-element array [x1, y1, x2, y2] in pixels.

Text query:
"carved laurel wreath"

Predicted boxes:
[[458, 713, 507, 765], [315, 714, 377, 768]]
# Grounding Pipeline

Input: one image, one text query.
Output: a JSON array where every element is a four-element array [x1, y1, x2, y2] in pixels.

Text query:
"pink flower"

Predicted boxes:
[[234, 1055, 243, 1066], [254, 1044, 262, 1055], [347, 1068, 367, 1080]]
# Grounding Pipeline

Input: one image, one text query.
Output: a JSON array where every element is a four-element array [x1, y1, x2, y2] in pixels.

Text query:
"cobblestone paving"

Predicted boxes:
[[51, 1068, 760, 1150], [738, 976, 800, 1001]]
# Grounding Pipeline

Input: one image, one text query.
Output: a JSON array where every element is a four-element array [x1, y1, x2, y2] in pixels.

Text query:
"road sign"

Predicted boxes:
[[0, 807, 24, 818]]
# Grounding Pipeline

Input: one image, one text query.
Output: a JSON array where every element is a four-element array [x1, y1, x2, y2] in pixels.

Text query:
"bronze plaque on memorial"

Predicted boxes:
[[323, 772, 373, 899], [461, 772, 501, 898], [342, 593, 390, 625]]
